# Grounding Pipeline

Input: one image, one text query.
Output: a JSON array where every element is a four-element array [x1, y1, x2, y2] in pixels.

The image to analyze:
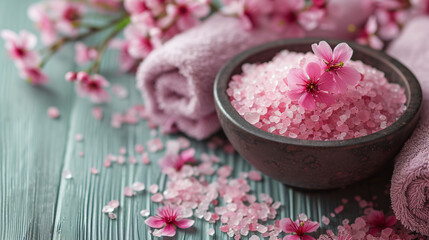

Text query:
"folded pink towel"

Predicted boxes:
[[136, 14, 286, 139], [388, 17, 429, 236]]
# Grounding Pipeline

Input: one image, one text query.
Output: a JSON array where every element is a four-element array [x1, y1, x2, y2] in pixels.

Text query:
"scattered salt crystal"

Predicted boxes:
[[359, 200, 368, 208], [134, 144, 144, 153], [62, 170, 72, 179], [47, 107, 60, 119], [141, 153, 150, 165], [272, 201, 281, 209], [119, 147, 126, 155], [207, 228, 215, 236], [322, 216, 330, 225], [149, 184, 159, 193], [330, 213, 335, 217], [92, 107, 103, 120], [108, 200, 119, 208], [249, 235, 260, 240], [117, 156, 125, 165], [248, 170, 262, 181], [147, 138, 163, 152], [108, 213, 117, 220], [298, 213, 308, 221], [124, 187, 135, 197], [90, 167, 99, 175], [75, 133, 83, 142], [102, 205, 114, 213], [334, 205, 344, 214], [342, 198, 349, 204], [140, 209, 150, 217], [131, 182, 145, 192], [129, 156, 137, 164], [103, 159, 111, 168], [151, 193, 163, 202], [112, 84, 128, 99], [178, 137, 191, 149]]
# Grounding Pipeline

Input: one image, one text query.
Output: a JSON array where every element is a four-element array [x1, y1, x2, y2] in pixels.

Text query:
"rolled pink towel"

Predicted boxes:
[[388, 17, 429, 236], [136, 14, 286, 139]]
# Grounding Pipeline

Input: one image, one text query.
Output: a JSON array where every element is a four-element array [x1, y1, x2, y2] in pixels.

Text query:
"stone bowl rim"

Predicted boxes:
[[214, 38, 422, 148]]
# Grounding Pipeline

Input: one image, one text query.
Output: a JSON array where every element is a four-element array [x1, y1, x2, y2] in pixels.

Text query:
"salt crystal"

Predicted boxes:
[[119, 147, 126, 155], [248, 170, 262, 181], [92, 107, 103, 120], [108, 200, 120, 208], [151, 193, 163, 202], [244, 112, 260, 124], [249, 235, 260, 240], [79, 152, 84, 157], [140, 209, 150, 217], [47, 107, 60, 119], [90, 167, 99, 175], [124, 187, 135, 197], [334, 205, 344, 214], [131, 182, 145, 192], [75, 134, 83, 142], [147, 138, 163, 152], [102, 206, 114, 213], [207, 228, 215, 236], [149, 184, 159, 193], [322, 216, 330, 225], [134, 144, 144, 154], [141, 153, 150, 165], [108, 213, 117, 220], [62, 170, 72, 179], [129, 156, 137, 164], [112, 84, 128, 99]]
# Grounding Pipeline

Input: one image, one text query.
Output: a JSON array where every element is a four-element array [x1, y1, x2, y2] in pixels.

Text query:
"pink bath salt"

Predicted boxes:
[[147, 138, 164, 152], [79, 152, 84, 157], [341, 198, 349, 204], [47, 107, 60, 119], [112, 84, 128, 99], [330, 213, 335, 218], [129, 156, 137, 164], [149, 184, 159, 193], [322, 216, 330, 225], [134, 144, 144, 154], [108, 213, 117, 220], [151, 193, 163, 202], [124, 187, 135, 197], [92, 107, 103, 120], [75, 133, 84, 142], [108, 200, 120, 208], [119, 147, 127, 155], [103, 159, 111, 168], [334, 205, 344, 214], [359, 200, 368, 208], [248, 170, 262, 181], [227, 50, 406, 141], [117, 156, 125, 165], [90, 167, 99, 175], [141, 153, 150, 165]]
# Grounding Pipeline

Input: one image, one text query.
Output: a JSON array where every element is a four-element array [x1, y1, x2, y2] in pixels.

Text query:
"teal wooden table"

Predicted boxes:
[[0, 1, 393, 239]]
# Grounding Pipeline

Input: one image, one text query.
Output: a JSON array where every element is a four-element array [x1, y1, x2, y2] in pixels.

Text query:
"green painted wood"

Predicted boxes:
[[0, 1, 393, 239]]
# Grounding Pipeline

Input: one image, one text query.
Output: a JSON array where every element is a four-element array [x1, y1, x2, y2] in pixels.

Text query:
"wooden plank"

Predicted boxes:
[[0, 1, 394, 239], [0, 1, 77, 239]]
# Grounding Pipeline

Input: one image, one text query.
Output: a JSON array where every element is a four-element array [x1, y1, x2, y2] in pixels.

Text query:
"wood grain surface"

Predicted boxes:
[[0, 1, 393, 239]]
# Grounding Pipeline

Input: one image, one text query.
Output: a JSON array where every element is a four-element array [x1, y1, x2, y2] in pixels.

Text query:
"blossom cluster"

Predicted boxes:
[[286, 41, 360, 110], [2, 0, 428, 103]]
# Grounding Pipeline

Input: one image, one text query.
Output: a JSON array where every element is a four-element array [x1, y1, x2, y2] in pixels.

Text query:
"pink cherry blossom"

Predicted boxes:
[[165, 0, 211, 31], [75, 73, 110, 103], [356, 16, 384, 50], [1, 30, 40, 65], [311, 41, 361, 93], [375, 8, 408, 41], [145, 205, 194, 237], [109, 39, 138, 72], [55, 1, 86, 36], [286, 62, 335, 110], [271, 0, 324, 37], [75, 42, 98, 65], [280, 217, 319, 240], [222, 0, 274, 30], [18, 64, 49, 85], [89, 0, 122, 11], [124, 25, 161, 59], [28, 2, 58, 46], [366, 210, 396, 236]]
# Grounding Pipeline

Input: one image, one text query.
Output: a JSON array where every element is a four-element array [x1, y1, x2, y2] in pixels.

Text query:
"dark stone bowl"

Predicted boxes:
[[214, 38, 422, 189]]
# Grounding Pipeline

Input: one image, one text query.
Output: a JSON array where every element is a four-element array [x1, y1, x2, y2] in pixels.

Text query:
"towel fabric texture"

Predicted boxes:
[[388, 17, 429, 236]]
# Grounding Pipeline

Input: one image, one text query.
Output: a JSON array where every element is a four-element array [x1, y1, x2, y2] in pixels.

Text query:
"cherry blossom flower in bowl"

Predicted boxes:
[[311, 41, 361, 93], [286, 62, 335, 110]]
